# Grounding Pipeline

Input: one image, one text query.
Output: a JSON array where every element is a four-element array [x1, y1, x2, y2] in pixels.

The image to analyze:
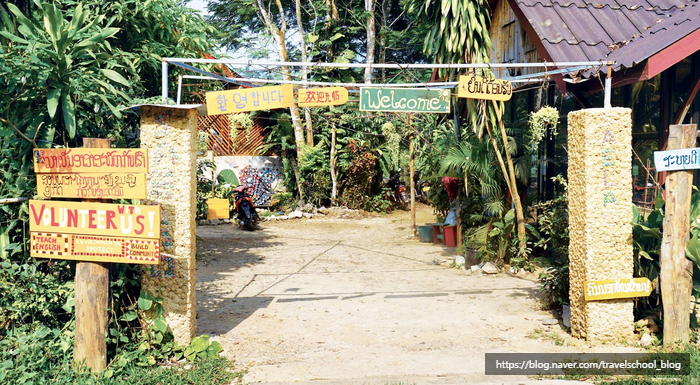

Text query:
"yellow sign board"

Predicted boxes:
[[33, 148, 148, 174], [205, 85, 294, 115], [298, 87, 349, 107], [457, 75, 513, 101], [585, 278, 653, 301], [206, 198, 230, 220], [29, 200, 160, 239], [31, 232, 160, 264], [36, 173, 147, 199]]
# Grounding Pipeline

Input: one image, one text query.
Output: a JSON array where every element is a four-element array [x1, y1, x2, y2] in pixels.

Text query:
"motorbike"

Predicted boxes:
[[384, 172, 410, 210], [233, 185, 260, 230]]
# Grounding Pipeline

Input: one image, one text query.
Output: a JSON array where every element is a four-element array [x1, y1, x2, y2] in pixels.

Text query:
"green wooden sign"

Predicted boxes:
[[359, 88, 451, 113]]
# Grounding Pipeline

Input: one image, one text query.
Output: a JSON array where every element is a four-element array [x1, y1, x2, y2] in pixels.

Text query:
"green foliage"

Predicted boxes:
[[196, 159, 216, 220], [298, 144, 332, 206], [539, 263, 570, 309], [464, 209, 536, 266], [338, 140, 378, 210], [269, 192, 296, 212], [217, 169, 240, 187], [197, 131, 209, 154], [528, 106, 560, 149]]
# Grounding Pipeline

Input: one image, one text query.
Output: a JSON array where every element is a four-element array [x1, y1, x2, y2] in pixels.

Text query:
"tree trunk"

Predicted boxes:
[[492, 100, 526, 244], [330, 120, 338, 206], [295, 0, 314, 146], [364, 0, 376, 84]]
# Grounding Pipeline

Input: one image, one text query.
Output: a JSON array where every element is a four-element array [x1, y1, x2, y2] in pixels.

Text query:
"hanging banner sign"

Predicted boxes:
[[653, 148, 700, 171], [457, 75, 513, 101], [33, 148, 148, 174], [29, 200, 160, 239], [36, 173, 147, 199], [359, 88, 451, 113], [31, 232, 160, 264], [298, 87, 349, 107], [584, 278, 653, 301], [205, 84, 295, 115]]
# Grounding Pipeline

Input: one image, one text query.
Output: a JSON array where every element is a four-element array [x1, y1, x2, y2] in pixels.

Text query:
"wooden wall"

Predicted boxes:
[[488, 0, 541, 76]]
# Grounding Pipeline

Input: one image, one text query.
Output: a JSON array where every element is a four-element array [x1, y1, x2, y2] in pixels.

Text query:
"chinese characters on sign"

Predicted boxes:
[[359, 88, 451, 113], [298, 87, 349, 107], [205, 84, 295, 115], [36, 173, 146, 199], [457, 75, 513, 101], [584, 278, 652, 301]]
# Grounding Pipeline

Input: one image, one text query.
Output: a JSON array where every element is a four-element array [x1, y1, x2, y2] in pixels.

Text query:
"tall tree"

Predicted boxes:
[[295, 0, 315, 146]]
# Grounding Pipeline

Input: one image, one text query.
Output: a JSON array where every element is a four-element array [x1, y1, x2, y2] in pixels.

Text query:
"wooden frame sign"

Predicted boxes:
[[653, 148, 700, 171], [34, 148, 148, 174], [31, 233, 159, 264], [457, 75, 513, 101], [584, 278, 652, 301], [37, 173, 146, 199], [359, 88, 451, 113]]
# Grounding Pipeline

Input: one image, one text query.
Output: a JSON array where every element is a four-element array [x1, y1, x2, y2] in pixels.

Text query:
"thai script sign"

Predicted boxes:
[[29, 200, 160, 239], [36, 173, 146, 199], [298, 87, 348, 107], [31, 232, 160, 264], [457, 75, 513, 101], [33, 148, 148, 174], [653, 148, 700, 171], [584, 278, 652, 301], [359, 88, 451, 113], [205, 84, 294, 115]]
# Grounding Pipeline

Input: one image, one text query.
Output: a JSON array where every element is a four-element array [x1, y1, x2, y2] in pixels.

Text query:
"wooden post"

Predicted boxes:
[[409, 117, 416, 233], [660, 124, 696, 347], [74, 138, 110, 372], [330, 120, 338, 206]]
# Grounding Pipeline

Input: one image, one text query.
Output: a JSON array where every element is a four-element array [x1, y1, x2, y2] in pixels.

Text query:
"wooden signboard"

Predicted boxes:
[[206, 198, 230, 220], [29, 200, 160, 239], [36, 172, 146, 199], [31, 232, 159, 264], [33, 148, 148, 174], [205, 84, 294, 115], [298, 87, 349, 107], [584, 278, 653, 301], [457, 75, 513, 101], [359, 88, 451, 113], [653, 148, 700, 171]]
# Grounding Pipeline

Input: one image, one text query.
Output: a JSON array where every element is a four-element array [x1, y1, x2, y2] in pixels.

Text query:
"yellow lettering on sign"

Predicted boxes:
[[206, 198, 230, 220], [205, 85, 295, 115], [584, 278, 653, 301], [33, 148, 148, 174], [36, 173, 147, 199], [31, 232, 160, 264], [298, 87, 349, 107], [457, 75, 513, 101], [29, 200, 160, 239]]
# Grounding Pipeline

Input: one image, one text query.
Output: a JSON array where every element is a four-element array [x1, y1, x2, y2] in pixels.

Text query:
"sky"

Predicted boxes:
[[187, 0, 211, 17]]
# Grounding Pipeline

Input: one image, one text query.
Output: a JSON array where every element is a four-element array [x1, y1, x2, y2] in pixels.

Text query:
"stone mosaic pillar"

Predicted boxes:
[[568, 108, 633, 343], [140, 106, 198, 344]]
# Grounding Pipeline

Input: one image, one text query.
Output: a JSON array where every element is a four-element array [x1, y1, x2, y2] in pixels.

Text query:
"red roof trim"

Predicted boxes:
[[646, 27, 700, 79]]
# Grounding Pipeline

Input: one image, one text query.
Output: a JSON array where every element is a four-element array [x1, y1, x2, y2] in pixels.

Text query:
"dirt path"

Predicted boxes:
[[195, 205, 636, 384]]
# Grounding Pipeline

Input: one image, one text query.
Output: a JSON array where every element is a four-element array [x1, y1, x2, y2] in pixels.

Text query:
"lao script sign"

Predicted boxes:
[[31, 232, 160, 264], [298, 87, 348, 107], [457, 75, 513, 101], [584, 278, 652, 301], [359, 88, 451, 113], [653, 148, 700, 171], [34, 148, 148, 174], [36, 173, 146, 199], [29, 200, 160, 239], [205, 84, 295, 115]]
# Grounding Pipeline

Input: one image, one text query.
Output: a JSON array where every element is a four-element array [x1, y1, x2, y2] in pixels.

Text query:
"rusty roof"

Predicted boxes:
[[507, 0, 693, 78]]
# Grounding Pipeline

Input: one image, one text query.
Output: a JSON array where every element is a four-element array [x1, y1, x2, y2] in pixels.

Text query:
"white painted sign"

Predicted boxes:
[[653, 148, 700, 171]]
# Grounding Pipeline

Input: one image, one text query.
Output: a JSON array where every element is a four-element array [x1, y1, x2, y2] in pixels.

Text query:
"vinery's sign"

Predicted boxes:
[[205, 85, 294, 115], [31, 232, 160, 264], [36, 173, 146, 199], [653, 148, 700, 172], [298, 87, 348, 107], [29, 200, 160, 239], [584, 278, 653, 301], [457, 75, 513, 101], [359, 88, 451, 113], [33, 148, 148, 174]]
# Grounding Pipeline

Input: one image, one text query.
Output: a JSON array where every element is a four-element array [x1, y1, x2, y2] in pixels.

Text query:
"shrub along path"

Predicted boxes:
[[195, 205, 638, 384]]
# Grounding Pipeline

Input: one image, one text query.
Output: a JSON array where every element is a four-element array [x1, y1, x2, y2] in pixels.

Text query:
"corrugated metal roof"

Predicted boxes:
[[606, 1, 700, 70], [510, 0, 693, 78]]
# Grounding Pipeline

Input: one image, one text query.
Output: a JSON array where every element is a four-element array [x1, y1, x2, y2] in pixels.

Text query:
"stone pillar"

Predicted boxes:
[[140, 106, 198, 344], [568, 108, 633, 343]]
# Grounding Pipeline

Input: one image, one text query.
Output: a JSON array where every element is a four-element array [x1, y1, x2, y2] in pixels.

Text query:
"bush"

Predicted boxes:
[[298, 144, 331, 207], [269, 192, 295, 212], [339, 140, 377, 210]]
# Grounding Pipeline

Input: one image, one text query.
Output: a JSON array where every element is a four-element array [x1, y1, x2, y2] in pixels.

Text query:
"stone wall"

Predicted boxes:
[[140, 106, 198, 344], [568, 108, 633, 343]]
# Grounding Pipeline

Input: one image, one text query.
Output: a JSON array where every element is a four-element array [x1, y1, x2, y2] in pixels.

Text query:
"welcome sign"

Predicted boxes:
[[359, 88, 451, 113]]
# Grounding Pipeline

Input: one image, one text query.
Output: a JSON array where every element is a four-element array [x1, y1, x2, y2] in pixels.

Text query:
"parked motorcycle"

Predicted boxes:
[[384, 172, 410, 210], [233, 185, 260, 230]]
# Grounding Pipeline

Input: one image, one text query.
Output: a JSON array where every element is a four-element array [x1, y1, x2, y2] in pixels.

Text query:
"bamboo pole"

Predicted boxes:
[[409, 115, 416, 233], [660, 124, 696, 347], [74, 138, 110, 372]]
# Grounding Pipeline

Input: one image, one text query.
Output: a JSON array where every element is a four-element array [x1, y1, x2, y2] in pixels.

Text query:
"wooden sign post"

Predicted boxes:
[[654, 124, 697, 347]]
